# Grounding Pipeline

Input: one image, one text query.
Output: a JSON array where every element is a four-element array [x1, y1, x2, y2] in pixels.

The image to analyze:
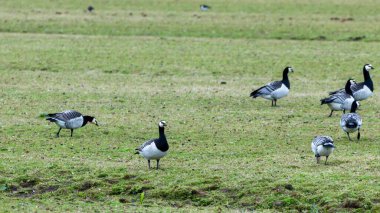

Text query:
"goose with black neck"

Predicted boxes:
[[321, 79, 356, 117], [135, 121, 169, 170], [330, 64, 374, 101], [340, 101, 362, 141], [250, 66, 294, 106]]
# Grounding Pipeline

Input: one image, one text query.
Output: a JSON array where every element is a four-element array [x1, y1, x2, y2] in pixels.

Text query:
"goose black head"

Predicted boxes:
[[284, 66, 294, 74], [350, 101, 359, 113], [364, 64, 374, 72], [344, 79, 355, 94], [158, 120, 167, 128], [84, 116, 98, 126]]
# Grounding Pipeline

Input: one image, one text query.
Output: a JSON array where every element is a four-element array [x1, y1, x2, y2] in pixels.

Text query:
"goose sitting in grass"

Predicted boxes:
[[46, 110, 98, 137], [330, 64, 374, 101], [311, 136, 335, 165], [250, 66, 294, 106], [340, 101, 362, 141], [321, 79, 356, 117], [135, 121, 169, 170]]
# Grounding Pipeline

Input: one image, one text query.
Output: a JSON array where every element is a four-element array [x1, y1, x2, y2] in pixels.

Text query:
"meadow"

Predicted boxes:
[[0, 0, 380, 212]]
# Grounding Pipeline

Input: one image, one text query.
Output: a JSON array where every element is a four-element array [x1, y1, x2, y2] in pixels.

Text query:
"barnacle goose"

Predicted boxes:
[[200, 4, 211, 11], [250, 66, 294, 106], [87, 5, 94, 12], [46, 110, 98, 137], [135, 121, 169, 170], [330, 64, 374, 101], [321, 79, 356, 117], [340, 101, 362, 141], [311, 136, 335, 165]]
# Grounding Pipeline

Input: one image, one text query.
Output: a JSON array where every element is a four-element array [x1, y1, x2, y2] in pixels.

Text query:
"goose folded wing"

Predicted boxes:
[[332, 93, 350, 103], [58, 110, 83, 121], [350, 82, 365, 93], [259, 81, 283, 94], [136, 139, 157, 151]]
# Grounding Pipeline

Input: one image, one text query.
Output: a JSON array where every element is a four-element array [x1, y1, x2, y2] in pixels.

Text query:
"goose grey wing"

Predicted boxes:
[[350, 82, 365, 93], [259, 81, 283, 94], [55, 110, 83, 121], [340, 113, 362, 127], [312, 136, 333, 147], [136, 138, 157, 151], [333, 92, 352, 103]]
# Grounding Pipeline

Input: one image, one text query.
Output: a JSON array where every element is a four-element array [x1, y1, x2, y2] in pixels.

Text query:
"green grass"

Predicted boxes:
[[1, 0, 380, 212]]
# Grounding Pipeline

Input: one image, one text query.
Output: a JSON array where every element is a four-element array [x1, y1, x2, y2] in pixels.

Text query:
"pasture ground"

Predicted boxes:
[[0, 0, 380, 212]]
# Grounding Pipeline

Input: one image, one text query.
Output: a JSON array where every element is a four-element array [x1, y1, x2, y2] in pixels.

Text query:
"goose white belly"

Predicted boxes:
[[327, 102, 342, 111], [341, 97, 355, 111], [140, 143, 168, 160], [316, 146, 334, 157], [341, 126, 359, 133], [353, 86, 373, 101], [262, 94, 274, 100], [54, 120, 67, 128], [271, 84, 289, 99]]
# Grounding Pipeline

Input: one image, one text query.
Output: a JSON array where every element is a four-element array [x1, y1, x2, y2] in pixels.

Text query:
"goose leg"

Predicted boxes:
[[156, 159, 160, 170], [56, 128, 62, 138], [346, 132, 352, 141], [328, 110, 334, 117], [325, 156, 329, 165], [271, 100, 274, 106], [343, 109, 346, 114], [274, 99, 277, 106], [357, 129, 360, 141], [70, 129, 74, 137], [148, 160, 151, 169], [316, 155, 320, 164]]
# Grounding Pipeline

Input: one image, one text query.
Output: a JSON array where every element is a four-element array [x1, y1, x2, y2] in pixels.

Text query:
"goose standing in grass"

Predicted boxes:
[[330, 64, 374, 101], [135, 121, 169, 170], [250, 66, 294, 106], [311, 136, 335, 165], [200, 4, 211, 11], [340, 101, 362, 141], [46, 110, 98, 137], [321, 79, 356, 117]]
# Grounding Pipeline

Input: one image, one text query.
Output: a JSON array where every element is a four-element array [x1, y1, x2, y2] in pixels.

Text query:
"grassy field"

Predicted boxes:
[[0, 0, 380, 212]]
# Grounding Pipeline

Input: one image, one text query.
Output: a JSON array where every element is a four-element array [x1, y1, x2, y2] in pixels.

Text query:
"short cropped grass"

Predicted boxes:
[[1, 0, 380, 212]]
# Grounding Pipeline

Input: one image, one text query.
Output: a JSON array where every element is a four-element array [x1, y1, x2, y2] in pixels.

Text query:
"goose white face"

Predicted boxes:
[[92, 118, 99, 126], [365, 64, 374, 71], [288, 67, 294, 72], [159, 121, 167, 127]]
